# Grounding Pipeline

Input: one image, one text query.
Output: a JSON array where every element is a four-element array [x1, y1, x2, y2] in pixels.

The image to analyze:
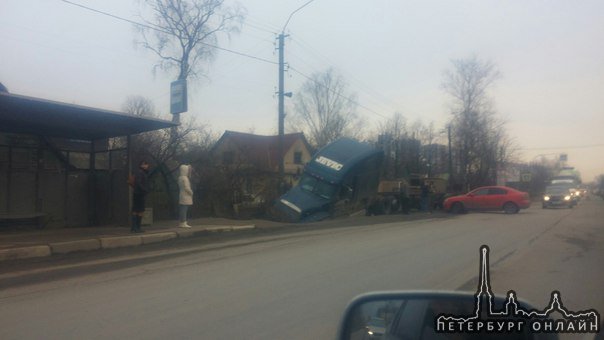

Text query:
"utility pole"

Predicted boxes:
[[447, 124, 453, 191], [276, 0, 315, 193], [277, 33, 286, 184]]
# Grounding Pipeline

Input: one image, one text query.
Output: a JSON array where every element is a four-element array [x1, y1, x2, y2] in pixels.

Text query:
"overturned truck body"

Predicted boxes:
[[274, 138, 382, 222]]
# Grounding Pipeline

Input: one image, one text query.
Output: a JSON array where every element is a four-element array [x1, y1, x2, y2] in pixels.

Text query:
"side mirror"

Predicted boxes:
[[337, 291, 562, 340]]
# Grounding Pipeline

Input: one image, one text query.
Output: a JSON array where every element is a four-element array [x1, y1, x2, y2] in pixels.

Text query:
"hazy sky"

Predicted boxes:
[[1, 0, 603, 181]]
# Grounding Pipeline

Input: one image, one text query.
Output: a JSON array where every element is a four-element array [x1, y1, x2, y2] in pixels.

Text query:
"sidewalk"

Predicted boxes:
[[0, 217, 288, 262], [0, 211, 449, 262]]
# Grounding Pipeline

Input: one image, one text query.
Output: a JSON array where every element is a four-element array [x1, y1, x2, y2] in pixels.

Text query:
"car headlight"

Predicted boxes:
[[543, 196, 550, 201], [564, 195, 571, 201]]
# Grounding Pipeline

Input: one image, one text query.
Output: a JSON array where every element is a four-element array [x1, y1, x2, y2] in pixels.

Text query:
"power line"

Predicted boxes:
[[288, 66, 388, 120], [290, 37, 402, 115], [60, 0, 277, 65], [241, 19, 278, 35], [521, 143, 604, 151], [62, 1, 388, 120], [286, 45, 398, 116]]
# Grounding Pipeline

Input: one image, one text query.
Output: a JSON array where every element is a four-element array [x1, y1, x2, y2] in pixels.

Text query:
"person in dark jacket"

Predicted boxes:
[[131, 160, 150, 233], [420, 180, 432, 213]]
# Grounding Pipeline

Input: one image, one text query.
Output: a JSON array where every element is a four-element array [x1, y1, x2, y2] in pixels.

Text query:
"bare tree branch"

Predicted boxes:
[[138, 0, 245, 80], [442, 56, 513, 190], [288, 68, 363, 148]]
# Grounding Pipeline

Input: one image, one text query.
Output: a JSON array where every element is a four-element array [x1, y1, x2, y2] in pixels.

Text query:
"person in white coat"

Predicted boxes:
[[178, 164, 194, 228]]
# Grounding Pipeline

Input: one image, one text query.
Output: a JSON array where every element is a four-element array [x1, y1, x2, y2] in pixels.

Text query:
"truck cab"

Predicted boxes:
[[275, 138, 383, 222]]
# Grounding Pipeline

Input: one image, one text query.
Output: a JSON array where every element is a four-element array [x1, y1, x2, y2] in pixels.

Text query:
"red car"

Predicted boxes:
[[443, 186, 531, 214]]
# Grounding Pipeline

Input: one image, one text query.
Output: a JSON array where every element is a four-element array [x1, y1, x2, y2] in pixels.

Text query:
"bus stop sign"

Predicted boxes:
[[170, 79, 188, 114]]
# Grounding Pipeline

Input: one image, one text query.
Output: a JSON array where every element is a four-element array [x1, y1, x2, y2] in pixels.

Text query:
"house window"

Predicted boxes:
[[223, 151, 234, 164], [294, 151, 303, 165]]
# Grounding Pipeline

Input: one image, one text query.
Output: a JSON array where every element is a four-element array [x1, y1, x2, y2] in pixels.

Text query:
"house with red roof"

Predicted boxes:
[[211, 131, 313, 213]]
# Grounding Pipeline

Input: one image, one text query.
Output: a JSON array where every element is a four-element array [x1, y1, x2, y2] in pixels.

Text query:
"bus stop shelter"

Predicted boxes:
[[0, 91, 176, 228]]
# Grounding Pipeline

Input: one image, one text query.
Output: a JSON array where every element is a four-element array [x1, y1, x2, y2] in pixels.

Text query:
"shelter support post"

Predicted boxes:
[[88, 140, 97, 226], [127, 135, 132, 216]]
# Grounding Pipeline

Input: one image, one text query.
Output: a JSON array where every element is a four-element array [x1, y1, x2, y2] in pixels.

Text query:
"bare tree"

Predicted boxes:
[[442, 56, 500, 115], [121, 96, 217, 160], [522, 159, 558, 195], [375, 112, 409, 178], [121, 96, 195, 164], [121, 95, 217, 217], [410, 120, 440, 147], [122, 95, 158, 118], [289, 68, 363, 148], [138, 0, 246, 81], [442, 56, 514, 190], [377, 112, 408, 142]]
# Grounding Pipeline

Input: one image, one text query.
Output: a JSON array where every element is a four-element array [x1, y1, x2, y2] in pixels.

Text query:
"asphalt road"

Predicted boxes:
[[0, 199, 602, 340]]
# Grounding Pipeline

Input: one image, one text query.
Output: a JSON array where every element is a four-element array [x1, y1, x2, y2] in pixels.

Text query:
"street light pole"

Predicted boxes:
[[447, 124, 453, 191], [277, 33, 285, 183], [277, 0, 315, 191]]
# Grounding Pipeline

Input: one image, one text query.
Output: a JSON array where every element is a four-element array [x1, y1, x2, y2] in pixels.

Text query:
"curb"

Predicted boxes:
[[100, 235, 142, 249], [0, 224, 257, 262], [50, 239, 101, 254], [175, 229, 196, 238], [0, 245, 51, 261], [141, 232, 178, 245]]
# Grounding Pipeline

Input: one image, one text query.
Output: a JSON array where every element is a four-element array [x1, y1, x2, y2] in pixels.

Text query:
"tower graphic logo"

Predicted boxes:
[[436, 245, 600, 334]]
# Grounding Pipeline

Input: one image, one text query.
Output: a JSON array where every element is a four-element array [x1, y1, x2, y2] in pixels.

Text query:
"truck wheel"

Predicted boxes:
[[503, 202, 519, 214]]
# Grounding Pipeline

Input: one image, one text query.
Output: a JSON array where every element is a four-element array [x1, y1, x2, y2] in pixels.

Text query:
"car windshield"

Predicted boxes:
[[299, 175, 318, 193], [368, 317, 385, 328], [551, 179, 574, 185], [545, 187, 567, 194], [1, 2, 603, 340]]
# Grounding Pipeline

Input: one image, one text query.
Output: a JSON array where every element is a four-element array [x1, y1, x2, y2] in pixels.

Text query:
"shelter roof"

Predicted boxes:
[[0, 92, 176, 140]]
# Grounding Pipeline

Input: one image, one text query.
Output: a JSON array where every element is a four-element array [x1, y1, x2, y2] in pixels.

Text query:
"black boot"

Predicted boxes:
[[135, 215, 144, 233], [131, 215, 138, 233]]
